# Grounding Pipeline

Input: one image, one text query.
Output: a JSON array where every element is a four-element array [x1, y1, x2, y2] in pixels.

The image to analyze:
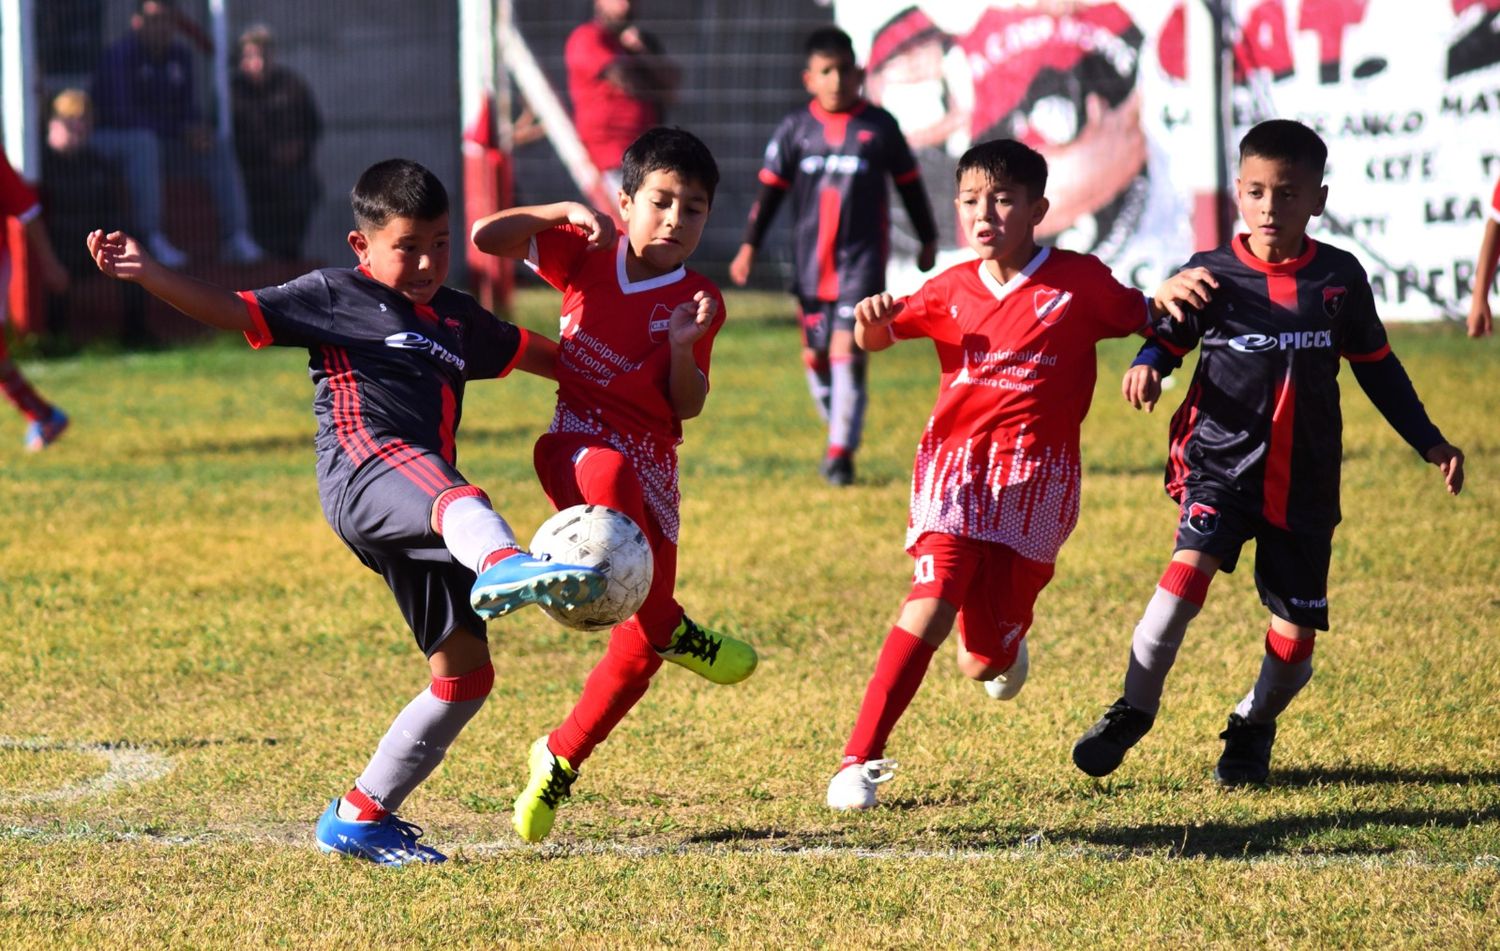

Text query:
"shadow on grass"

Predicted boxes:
[[1057, 803, 1500, 859], [1276, 765, 1500, 787]]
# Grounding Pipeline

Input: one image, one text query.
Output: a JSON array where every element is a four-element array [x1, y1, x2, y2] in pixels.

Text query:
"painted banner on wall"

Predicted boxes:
[[839, 0, 1500, 319]]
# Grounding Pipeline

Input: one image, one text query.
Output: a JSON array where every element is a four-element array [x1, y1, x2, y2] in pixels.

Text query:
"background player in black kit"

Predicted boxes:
[[88, 159, 605, 865], [1071, 119, 1466, 787], [730, 26, 939, 486]]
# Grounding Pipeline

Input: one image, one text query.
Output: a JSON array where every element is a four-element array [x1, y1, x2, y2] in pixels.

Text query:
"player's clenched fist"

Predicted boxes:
[[854, 292, 901, 328], [668, 290, 717, 346]]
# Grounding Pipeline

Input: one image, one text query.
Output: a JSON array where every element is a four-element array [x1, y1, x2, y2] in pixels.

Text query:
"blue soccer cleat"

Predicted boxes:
[[314, 799, 447, 866], [24, 407, 68, 452], [470, 552, 605, 620]]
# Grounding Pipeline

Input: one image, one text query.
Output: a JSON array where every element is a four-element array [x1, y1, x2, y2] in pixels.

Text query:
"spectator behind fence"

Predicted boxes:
[[565, 0, 680, 194], [231, 24, 323, 261], [89, 0, 266, 268], [42, 89, 153, 348]]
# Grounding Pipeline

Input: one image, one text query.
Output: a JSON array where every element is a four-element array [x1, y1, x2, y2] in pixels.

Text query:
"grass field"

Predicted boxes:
[[2, 288, 1497, 948]]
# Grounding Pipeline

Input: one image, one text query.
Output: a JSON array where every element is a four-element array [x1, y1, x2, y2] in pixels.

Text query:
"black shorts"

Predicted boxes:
[[797, 298, 856, 353], [1173, 488, 1332, 630], [330, 448, 485, 655]]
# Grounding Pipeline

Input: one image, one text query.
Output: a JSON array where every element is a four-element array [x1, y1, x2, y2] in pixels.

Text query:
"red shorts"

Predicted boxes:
[[906, 532, 1055, 669]]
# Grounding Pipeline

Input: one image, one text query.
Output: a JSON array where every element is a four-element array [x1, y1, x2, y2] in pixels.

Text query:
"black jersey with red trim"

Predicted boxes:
[[237, 267, 525, 497], [757, 99, 923, 305], [1151, 237, 1391, 533]]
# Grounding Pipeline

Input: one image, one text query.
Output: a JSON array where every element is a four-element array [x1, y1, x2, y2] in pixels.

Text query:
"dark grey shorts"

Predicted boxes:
[[332, 448, 485, 655], [1173, 488, 1332, 631]]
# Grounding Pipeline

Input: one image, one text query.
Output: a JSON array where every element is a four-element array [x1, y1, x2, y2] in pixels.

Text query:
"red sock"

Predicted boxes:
[[549, 621, 663, 766], [478, 546, 523, 572], [842, 626, 937, 762], [826, 445, 849, 460], [344, 786, 389, 821], [0, 366, 50, 421]]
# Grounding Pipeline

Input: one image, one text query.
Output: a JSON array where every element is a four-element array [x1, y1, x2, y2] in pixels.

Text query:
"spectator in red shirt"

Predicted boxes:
[[565, 0, 680, 194]]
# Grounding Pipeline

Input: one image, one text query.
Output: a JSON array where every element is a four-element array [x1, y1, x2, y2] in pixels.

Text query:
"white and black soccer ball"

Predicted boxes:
[[528, 504, 654, 632]]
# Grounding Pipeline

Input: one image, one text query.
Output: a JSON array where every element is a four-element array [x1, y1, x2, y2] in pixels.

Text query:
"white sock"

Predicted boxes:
[[438, 495, 518, 574]]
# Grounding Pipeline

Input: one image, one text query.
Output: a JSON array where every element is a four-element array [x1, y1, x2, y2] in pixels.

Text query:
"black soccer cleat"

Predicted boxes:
[[1213, 713, 1276, 787], [1072, 697, 1155, 777], [820, 453, 855, 487]]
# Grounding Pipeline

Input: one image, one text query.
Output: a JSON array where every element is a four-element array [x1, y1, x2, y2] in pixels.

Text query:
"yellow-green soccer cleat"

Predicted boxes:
[[658, 615, 758, 685], [512, 736, 578, 843]]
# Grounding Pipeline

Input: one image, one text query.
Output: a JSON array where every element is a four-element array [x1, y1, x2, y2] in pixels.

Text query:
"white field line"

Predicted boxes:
[[0, 736, 173, 804], [0, 822, 1497, 871]]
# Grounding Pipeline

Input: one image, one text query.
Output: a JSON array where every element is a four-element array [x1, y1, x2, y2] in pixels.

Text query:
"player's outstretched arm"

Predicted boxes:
[[470, 202, 616, 259], [514, 332, 559, 381], [87, 229, 251, 333], [1425, 443, 1465, 496], [667, 290, 716, 419], [1151, 266, 1218, 321], [853, 293, 903, 352], [1468, 219, 1498, 338]]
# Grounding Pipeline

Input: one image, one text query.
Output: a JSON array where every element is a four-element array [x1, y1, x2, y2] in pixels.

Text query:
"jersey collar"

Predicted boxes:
[[1231, 233, 1319, 274], [615, 236, 686, 294], [976, 246, 1051, 301]]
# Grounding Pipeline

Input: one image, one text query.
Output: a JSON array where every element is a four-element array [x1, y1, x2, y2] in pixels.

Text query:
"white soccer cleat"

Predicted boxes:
[[826, 758, 898, 810], [982, 640, 1029, 701]]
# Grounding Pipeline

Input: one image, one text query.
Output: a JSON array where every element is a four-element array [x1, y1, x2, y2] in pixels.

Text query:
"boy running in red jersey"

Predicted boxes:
[[730, 27, 939, 486], [472, 127, 758, 842], [1071, 119, 1464, 786], [826, 138, 1208, 810], [89, 159, 605, 865], [0, 153, 72, 451]]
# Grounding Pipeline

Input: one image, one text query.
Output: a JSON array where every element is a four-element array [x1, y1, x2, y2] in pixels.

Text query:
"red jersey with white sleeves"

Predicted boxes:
[[891, 248, 1150, 562], [526, 226, 725, 542], [0, 157, 42, 263]]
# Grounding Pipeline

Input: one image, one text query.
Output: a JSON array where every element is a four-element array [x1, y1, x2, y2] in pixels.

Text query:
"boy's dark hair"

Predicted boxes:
[[1239, 119, 1327, 178], [620, 127, 720, 205], [956, 139, 1048, 201], [351, 159, 449, 231], [805, 26, 855, 61]]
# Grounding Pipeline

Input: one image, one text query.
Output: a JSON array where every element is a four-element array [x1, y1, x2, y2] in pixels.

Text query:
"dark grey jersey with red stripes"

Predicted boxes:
[[240, 267, 523, 498], [756, 99, 923, 305], [1149, 237, 1392, 533]]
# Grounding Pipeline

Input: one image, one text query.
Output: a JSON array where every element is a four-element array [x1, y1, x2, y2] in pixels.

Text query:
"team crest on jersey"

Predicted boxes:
[[1323, 286, 1347, 317], [1033, 288, 1073, 326], [648, 304, 673, 343], [1186, 502, 1220, 534]]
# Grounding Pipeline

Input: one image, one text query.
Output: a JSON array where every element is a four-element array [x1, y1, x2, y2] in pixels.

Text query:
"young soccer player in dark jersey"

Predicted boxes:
[[729, 26, 939, 486], [824, 138, 1212, 811], [472, 127, 758, 843], [88, 159, 606, 866], [1072, 119, 1466, 787]]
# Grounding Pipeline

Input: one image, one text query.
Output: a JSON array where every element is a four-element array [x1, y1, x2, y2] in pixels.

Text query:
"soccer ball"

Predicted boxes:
[[528, 504, 654, 631]]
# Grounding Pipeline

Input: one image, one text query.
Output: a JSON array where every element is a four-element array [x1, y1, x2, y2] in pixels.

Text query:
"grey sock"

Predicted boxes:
[[805, 365, 831, 422], [828, 353, 867, 453], [354, 683, 488, 812], [1235, 654, 1313, 724], [1122, 585, 1204, 715]]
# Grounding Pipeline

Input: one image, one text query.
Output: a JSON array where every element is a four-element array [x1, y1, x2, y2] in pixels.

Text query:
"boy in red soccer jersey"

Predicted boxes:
[[89, 159, 606, 865], [825, 138, 1209, 810], [0, 153, 72, 451], [730, 26, 939, 487], [1072, 119, 1464, 787], [471, 126, 758, 842], [1468, 171, 1499, 338]]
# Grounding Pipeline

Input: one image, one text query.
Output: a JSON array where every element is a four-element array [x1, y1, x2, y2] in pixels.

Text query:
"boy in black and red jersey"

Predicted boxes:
[[89, 159, 606, 865], [1072, 119, 1465, 787], [729, 27, 939, 487], [472, 127, 758, 843], [824, 138, 1210, 811]]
